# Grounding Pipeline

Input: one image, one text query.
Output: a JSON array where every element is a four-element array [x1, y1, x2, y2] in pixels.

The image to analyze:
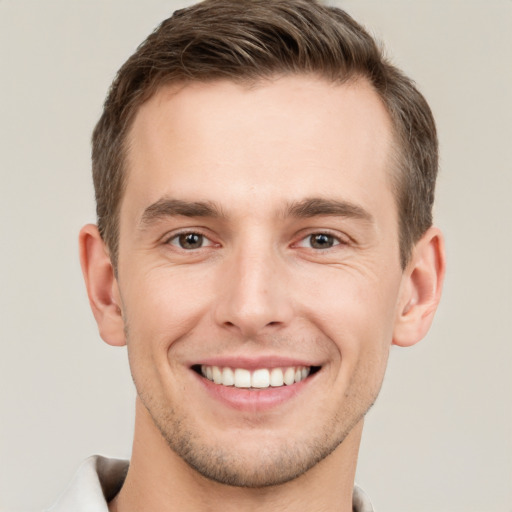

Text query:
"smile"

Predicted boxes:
[[199, 365, 315, 389]]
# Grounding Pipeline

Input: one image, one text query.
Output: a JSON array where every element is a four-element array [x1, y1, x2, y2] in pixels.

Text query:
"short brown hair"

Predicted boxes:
[[92, 0, 438, 269]]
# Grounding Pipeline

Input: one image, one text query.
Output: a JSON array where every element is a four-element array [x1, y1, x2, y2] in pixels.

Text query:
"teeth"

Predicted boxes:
[[222, 367, 234, 386], [251, 369, 270, 388], [212, 366, 222, 384], [234, 368, 251, 388], [270, 367, 284, 387], [200, 365, 311, 388], [283, 367, 295, 386]]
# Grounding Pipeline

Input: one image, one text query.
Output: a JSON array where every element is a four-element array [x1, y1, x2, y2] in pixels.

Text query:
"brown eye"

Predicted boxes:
[[309, 233, 336, 249], [169, 232, 208, 250], [180, 233, 203, 249]]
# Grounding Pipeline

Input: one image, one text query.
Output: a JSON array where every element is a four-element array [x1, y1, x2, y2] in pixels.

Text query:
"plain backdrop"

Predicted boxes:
[[0, 1, 511, 511]]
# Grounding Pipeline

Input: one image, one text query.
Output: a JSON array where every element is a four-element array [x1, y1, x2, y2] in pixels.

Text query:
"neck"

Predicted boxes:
[[110, 399, 363, 512]]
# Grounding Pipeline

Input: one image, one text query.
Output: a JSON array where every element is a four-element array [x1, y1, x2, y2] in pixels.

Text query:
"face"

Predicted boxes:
[[115, 76, 406, 486]]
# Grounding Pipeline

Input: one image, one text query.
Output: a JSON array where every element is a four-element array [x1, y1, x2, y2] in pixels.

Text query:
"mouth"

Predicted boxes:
[[192, 364, 321, 389]]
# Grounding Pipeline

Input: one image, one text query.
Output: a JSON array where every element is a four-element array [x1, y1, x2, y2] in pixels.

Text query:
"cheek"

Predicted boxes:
[[302, 265, 401, 342], [126, 264, 213, 321], [121, 267, 217, 369], [297, 265, 401, 397]]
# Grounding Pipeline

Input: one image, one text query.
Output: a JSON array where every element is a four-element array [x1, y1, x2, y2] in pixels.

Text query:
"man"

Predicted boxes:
[[50, 0, 445, 510]]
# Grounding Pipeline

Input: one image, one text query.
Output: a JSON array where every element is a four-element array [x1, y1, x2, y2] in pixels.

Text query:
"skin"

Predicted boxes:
[[80, 75, 445, 512]]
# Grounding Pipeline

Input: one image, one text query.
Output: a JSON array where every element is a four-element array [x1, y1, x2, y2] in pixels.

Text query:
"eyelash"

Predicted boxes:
[[294, 232, 346, 250], [165, 231, 216, 250], [164, 230, 348, 251]]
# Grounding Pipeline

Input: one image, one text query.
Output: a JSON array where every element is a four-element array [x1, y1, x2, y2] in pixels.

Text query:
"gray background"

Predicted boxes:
[[0, 1, 511, 511]]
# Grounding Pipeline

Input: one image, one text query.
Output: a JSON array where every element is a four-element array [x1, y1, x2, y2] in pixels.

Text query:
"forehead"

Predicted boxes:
[[123, 75, 396, 221]]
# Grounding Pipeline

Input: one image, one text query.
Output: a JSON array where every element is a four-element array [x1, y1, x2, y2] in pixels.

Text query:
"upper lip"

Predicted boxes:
[[190, 355, 322, 370]]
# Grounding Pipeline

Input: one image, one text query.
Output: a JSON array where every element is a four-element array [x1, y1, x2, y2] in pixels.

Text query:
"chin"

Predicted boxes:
[[164, 431, 341, 488], [145, 398, 364, 488]]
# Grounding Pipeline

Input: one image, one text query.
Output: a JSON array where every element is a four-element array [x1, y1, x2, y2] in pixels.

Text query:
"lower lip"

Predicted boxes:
[[193, 371, 317, 412]]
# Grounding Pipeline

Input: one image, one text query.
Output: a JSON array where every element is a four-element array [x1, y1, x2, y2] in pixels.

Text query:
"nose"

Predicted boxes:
[[214, 243, 293, 338]]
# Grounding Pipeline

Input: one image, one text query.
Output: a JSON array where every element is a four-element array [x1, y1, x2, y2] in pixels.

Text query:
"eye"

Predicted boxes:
[[167, 232, 214, 250], [297, 233, 341, 249]]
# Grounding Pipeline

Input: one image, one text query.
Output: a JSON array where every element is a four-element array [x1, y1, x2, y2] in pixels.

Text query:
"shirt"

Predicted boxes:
[[47, 455, 374, 512]]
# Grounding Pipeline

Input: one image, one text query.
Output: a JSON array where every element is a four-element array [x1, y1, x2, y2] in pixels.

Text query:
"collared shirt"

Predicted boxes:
[[47, 455, 374, 512]]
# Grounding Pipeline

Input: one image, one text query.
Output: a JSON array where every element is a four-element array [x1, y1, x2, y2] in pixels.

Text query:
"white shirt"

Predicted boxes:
[[47, 455, 374, 512]]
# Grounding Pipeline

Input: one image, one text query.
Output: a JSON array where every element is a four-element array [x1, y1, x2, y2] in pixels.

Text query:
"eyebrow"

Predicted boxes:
[[285, 197, 374, 223], [139, 196, 373, 227], [139, 198, 224, 226]]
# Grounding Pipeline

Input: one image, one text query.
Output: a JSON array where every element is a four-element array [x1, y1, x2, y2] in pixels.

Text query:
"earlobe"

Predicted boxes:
[[79, 224, 126, 347], [393, 227, 446, 347]]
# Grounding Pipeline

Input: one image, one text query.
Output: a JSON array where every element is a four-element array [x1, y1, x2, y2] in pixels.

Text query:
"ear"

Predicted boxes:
[[79, 224, 126, 346], [393, 226, 446, 347]]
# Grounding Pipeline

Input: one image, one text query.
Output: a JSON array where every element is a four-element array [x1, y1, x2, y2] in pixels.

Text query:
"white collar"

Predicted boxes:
[[47, 455, 374, 512]]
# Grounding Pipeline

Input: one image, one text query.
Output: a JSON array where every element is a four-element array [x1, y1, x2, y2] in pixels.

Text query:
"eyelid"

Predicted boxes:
[[293, 230, 350, 249], [163, 228, 218, 249], [160, 228, 350, 250]]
